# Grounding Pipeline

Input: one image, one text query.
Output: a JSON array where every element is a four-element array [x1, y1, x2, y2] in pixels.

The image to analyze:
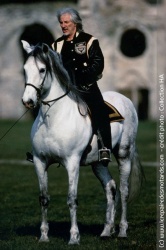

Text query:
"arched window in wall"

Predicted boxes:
[[20, 23, 55, 60], [118, 88, 149, 120]]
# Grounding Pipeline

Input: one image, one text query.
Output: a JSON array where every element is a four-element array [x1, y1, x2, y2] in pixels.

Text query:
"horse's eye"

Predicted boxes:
[[39, 68, 46, 74]]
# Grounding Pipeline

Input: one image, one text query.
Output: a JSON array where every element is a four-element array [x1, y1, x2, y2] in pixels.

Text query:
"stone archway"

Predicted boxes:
[[119, 88, 149, 120], [137, 88, 149, 120], [117, 71, 149, 120], [19, 22, 55, 60]]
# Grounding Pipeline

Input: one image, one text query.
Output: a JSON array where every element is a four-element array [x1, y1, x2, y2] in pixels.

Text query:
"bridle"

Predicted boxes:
[[41, 89, 70, 106], [25, 70, 70, 107]]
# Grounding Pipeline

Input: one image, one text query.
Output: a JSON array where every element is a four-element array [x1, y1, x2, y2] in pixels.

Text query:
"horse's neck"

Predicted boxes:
[[40, 77, 78, 119], [42, 77, 64, 102]]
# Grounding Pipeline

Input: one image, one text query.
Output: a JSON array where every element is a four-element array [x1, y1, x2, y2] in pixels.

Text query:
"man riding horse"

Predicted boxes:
[[27, 7, 112, 163], [52, 7, 112, 162]]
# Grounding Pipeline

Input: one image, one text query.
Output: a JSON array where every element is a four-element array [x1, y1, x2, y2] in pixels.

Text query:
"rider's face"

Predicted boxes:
[[59, 13, 77, 41]]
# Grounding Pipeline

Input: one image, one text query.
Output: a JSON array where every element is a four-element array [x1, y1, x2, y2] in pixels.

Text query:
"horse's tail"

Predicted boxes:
[[128, 148, 145, 203]]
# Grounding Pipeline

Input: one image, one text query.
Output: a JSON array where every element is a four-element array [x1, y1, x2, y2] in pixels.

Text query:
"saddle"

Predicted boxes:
[[87, 101, 124, 124], [104, 101, 124, 123]]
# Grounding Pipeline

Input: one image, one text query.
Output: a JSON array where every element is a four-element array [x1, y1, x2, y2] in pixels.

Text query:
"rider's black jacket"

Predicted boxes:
[[52, 31, 104, 89], [52, 31, 111, 150]]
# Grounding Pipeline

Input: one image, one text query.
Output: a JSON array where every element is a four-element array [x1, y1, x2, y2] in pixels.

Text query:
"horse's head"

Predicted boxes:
[[21, 40, 52, 109], [21, 40, 85, 111]]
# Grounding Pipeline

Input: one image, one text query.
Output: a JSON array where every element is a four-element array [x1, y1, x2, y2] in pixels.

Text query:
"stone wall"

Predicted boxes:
[[0, 0, 165, 119], [78, 0, 166, 120], [0, 2, 76, 119]]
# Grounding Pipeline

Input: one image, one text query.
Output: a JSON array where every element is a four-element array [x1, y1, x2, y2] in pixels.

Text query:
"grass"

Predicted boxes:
[[136, 121, 157, 162], [0, 120, 157, 249]]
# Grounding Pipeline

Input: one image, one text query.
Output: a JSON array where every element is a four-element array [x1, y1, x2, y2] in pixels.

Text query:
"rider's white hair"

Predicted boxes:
[[56, 7, 84, 32]]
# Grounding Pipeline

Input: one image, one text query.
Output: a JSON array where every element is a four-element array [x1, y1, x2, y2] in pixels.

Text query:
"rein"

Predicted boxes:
[[41, 89, 70, 106]]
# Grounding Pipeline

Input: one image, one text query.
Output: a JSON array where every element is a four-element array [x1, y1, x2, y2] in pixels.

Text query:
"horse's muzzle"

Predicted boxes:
[[22, 98, 36, 109]]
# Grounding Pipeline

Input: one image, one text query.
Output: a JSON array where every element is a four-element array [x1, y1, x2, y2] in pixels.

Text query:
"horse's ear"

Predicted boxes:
[[21, 40, 33, 54], [42, 43, 49, 54]]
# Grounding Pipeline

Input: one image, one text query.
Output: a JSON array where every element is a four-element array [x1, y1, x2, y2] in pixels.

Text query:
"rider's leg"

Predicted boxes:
[[94, 102, 112, 162], [81, 84, 112, 162]]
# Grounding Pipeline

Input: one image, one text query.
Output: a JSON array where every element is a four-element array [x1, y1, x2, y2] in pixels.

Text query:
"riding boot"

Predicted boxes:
[[80, 84, 112, 163], [97, 119, 112, 163]]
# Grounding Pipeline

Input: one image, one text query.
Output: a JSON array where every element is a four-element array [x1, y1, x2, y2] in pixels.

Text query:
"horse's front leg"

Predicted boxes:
[[65, 157, 80, 245], [34, 157, 50, 242]]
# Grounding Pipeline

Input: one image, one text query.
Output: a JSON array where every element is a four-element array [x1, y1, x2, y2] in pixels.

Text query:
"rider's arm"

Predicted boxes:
[[75, 39, 104, 87]]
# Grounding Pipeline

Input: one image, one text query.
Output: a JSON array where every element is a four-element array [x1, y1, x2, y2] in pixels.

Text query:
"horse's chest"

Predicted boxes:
[[32, 123, 75, 157], [33, 127, 57, 148], [31, 111, 92, 160]]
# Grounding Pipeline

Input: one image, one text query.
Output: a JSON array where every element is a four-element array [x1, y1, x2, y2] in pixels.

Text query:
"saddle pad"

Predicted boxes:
[[104, 101, 124, 123]]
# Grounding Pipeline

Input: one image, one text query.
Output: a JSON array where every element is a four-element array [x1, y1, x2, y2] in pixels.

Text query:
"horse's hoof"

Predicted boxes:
[[101, 230, 115, 237], [118, 232, 127, 238], [68, 236, 80, 245], [68, 239, 80, 245], [39, 237, 49, 242], [100, 232, 111, 237], [100, 225, 115, 238], [68, 232, 80, 245]]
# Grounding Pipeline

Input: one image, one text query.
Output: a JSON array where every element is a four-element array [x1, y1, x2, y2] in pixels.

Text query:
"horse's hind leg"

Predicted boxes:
[[34, 157, 50, 242], [92, 162, 116, 237], [117, 158, 131, 237]]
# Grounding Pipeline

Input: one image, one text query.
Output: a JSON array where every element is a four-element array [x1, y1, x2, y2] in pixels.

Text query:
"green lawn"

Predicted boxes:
[[0, 120, 157, 162], [0, 120, 157, 249], [136, 121, 157, 162]]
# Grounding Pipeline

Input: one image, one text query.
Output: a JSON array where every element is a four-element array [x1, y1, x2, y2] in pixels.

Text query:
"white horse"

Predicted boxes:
[[21, 41, 143, 245]]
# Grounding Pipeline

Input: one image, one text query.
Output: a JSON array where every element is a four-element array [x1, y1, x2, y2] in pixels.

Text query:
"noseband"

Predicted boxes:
[[25, 83, 42, 98], [25, 69, 47, 99]]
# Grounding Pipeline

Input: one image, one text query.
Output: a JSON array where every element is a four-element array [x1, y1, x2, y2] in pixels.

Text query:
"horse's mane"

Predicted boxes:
[[28, 43, 87, 114]]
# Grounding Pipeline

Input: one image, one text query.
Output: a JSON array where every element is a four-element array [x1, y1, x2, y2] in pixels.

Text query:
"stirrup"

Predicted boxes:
[[98, 148, 112, 162], [26, 152, 33, 163]]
